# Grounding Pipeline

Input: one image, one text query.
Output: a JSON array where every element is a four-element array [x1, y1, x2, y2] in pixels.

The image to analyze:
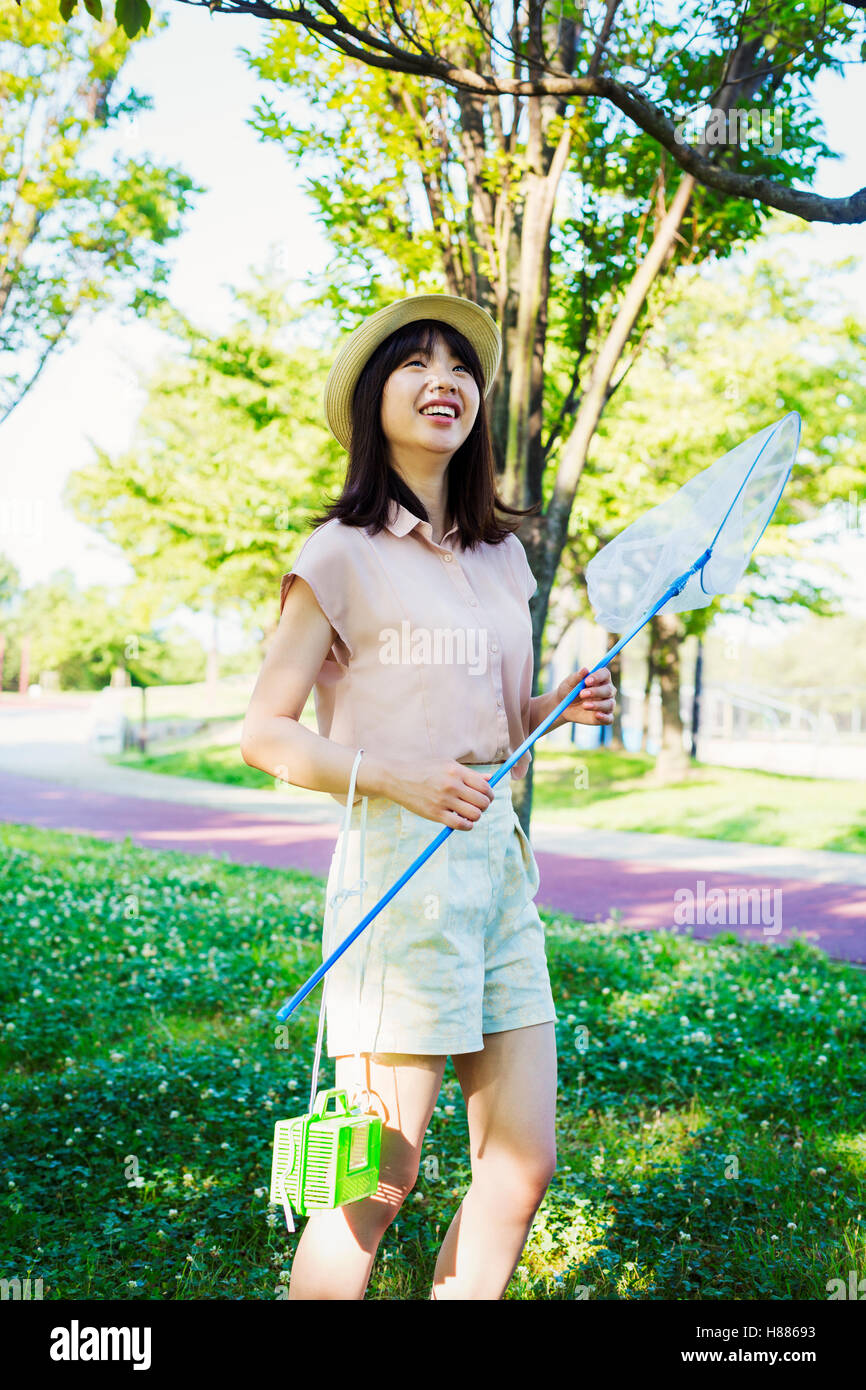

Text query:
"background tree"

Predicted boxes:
[[0, 567, 204, 690], [0, 0, 200, 421], [561, 230, 866, 775], [65, 275, 344, 645], [236, 0, 863, 824]]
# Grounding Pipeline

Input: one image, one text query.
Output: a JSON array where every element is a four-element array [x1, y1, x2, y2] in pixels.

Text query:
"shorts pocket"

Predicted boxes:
[[323, 800, 407, 960], [513, 815, 541, 898]]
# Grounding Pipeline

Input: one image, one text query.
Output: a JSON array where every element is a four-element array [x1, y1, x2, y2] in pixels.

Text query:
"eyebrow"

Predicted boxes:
[[403, 347, 468, 363]]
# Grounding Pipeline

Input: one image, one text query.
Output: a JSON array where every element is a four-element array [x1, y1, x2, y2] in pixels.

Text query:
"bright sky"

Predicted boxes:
[[1, 3, 864, 651]]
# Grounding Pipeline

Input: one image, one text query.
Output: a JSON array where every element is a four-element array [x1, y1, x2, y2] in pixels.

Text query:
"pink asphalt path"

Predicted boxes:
[[2, 771, 864, 965]]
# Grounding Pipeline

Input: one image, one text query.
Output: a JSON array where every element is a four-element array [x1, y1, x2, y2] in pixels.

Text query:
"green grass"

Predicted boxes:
[[1, 821, 864, 1300], [113, 742, 278, 790], [114, 739, 866, 853], [530, 750, 866, 854]]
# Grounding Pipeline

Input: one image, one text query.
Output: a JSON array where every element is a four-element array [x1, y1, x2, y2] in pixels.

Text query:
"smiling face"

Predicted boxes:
[[379, 328, 481, 465]]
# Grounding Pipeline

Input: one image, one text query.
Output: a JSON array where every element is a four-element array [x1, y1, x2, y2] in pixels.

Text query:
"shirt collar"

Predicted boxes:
[[385, 498, 459, 545]]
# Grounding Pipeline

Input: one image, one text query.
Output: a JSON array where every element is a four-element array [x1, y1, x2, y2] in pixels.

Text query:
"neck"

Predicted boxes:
[[390, 463, 451, 542]]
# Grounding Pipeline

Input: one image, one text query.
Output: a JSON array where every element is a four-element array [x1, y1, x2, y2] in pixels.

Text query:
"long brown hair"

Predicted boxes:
[[310, 319, 539, 549]]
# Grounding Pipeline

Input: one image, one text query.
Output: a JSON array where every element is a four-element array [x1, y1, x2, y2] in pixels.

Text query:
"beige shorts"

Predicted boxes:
[[320, 762, 558, 1057]]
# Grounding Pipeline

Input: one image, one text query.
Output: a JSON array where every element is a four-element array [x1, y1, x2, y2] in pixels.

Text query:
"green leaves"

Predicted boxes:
[[55, 0, 149, 34], [115, 0, 151, 38], [0, 8, 200, 422], [64, 295, 344, 630]]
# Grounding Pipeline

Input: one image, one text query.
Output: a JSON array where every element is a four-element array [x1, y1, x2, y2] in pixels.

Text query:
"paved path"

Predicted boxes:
[[2, 762, 864, 965]]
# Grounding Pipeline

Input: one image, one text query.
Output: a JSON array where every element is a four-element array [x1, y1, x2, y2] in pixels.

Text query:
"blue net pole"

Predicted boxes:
[[274, 545, 713, 1023]]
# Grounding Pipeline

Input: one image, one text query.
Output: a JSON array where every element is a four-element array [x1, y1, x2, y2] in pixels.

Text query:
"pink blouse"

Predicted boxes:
[[279, 498, 538, 805]]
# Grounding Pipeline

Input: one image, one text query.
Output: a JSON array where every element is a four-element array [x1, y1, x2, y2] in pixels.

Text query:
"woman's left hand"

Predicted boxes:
[[555, 666, 616, 726]]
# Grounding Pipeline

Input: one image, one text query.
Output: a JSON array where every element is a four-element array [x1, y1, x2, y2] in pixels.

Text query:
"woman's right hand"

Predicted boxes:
[[384, 758, 495, 830]]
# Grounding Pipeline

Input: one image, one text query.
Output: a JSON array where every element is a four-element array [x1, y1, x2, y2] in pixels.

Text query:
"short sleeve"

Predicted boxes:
[[507, 532, 537, 601], [279, 523, 354, 662]]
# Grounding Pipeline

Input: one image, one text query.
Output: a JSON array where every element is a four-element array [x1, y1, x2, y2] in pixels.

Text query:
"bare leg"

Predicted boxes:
[[287, 1051, 447, 1300], [430, 1022, 558, 1300]]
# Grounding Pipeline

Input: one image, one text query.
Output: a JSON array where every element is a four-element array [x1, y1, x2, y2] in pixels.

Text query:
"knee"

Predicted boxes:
[[478, 1149, 557, 1216], [368, 1163, 420, 1233]]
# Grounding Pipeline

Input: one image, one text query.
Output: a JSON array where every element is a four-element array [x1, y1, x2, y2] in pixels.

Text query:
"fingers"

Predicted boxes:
[[455, 781, 494, 819], [574, 668, 616, 723], [448, 767, 494, 828]]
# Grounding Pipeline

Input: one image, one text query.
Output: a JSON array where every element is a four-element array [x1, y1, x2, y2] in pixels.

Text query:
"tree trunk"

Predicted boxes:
[[648, 613, 691, 781], [606, 634, 624, 749], [690, 637, 704, 760], [641, 640, 655, 750]]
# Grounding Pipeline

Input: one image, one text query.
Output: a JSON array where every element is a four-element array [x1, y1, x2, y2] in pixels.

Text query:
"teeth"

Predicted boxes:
[[421, 405, 456, 417]]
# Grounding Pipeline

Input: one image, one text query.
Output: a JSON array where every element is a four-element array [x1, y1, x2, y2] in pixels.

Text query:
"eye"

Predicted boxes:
[[405, 357, 470, 372]]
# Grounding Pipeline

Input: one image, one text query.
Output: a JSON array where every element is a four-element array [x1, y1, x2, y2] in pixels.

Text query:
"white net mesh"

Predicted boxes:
[[585, 412, 801, 633]]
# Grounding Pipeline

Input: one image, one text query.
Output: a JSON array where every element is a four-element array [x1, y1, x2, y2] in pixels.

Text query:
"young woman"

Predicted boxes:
[[241, 293, 616, 1300]]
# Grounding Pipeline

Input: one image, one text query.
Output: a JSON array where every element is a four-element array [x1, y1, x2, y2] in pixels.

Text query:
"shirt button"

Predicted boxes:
[[496, 698, 504, 709], [490, 643, 498, 653], [442, 553, 453, 563], [468, 597, 477, 606]]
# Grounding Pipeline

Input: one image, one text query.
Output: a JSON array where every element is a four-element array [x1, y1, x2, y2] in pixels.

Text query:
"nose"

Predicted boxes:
[[427, 363, 461, 390]]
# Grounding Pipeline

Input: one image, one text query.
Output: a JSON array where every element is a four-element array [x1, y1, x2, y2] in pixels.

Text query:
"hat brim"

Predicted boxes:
[[323, 293, 502, 451]]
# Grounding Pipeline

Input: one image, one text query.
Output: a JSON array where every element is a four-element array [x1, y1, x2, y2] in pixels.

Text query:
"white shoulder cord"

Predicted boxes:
[[308, 747, 371, 1114]]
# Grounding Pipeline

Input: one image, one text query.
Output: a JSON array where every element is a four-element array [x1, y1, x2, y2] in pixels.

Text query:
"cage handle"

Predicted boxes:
[[311, 1087, 353, 1120]]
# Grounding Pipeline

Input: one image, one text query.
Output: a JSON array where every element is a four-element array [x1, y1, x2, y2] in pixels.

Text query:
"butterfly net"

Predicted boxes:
[[585, 412, 801, 633]]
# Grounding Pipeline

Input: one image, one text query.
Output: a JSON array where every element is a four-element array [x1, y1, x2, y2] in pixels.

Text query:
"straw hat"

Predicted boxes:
[[322, 292, 502, 451]]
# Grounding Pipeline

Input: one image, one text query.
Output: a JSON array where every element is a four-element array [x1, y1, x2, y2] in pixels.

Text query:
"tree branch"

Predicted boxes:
[[172, 0, 866, 222]]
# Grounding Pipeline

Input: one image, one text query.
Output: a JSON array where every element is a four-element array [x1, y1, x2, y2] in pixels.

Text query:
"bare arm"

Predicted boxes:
[[242, 572, 496, 828], [240, 574, 391, 804]]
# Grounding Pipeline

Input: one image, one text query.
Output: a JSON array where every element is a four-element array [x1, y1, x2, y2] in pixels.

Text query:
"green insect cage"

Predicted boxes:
[[270, 1087, 383, 1230], [269, 749, 383, 1234]]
